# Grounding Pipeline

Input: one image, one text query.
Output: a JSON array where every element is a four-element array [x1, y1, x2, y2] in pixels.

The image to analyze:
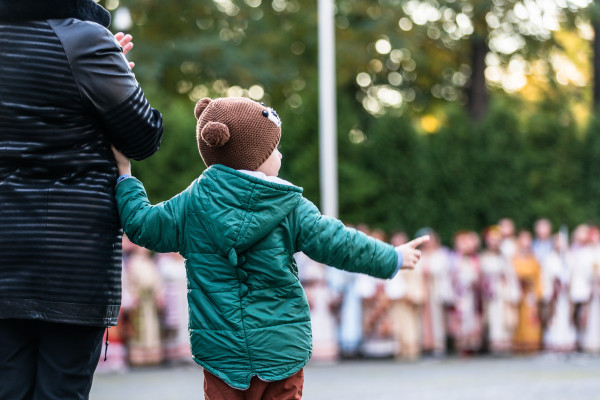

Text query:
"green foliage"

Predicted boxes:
[[102, 0, 597, 242], [131, 87, 203, 202], [277, 78, 321, 205], [522, 98, 584, 227], [581, 114, 600, 223], [334, 97, 591, 240]]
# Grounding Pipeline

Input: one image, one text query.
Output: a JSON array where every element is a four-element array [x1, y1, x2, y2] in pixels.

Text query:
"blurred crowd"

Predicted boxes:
[[96, 237, 192, 373], [301, 218, 600, 362], [97, 218, 600, 372]]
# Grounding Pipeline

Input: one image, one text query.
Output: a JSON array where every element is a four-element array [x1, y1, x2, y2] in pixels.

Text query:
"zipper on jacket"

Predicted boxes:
[[103, 327, 109, 361]]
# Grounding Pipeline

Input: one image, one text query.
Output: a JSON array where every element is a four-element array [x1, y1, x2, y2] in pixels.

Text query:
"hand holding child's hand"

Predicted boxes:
[[111, 145, 132, 176], [114, 32, 135, 69], [396, 235, 430, 269]]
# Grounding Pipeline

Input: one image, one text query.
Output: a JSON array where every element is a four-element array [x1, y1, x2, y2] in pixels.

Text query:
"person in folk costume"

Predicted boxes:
[[156, 252, 193, 364], [569, 224, 594, 351], [480, 226, 521, 355], [532, 218, 555, 330], [415, 228, 453, 356], [294, 252, 339, 363], [499, 218, 518, 261], [543, 232, 577, 352], [385, 231, 426, 360], [96, 236, 139, 374], [357, 228, 396, 357], [579, 225, 600, 353], [124, 244, 165, 366], [512, 230, 543, 353], [326, 225, 364, 358], [448, 231, 484, 355], [532, 219, 554, 267]]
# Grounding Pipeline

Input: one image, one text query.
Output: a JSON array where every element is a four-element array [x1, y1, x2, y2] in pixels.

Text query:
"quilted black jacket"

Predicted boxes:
[[0, 0, 163, 326]]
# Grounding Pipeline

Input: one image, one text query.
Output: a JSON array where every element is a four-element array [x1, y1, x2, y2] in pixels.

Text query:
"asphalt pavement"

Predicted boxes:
[[90, 353, 600, 400]]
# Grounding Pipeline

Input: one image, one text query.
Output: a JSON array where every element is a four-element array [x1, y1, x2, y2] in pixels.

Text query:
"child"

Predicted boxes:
[[111, 97, 428, 399]]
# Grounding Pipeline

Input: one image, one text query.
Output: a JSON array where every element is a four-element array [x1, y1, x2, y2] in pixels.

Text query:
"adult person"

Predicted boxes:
[[0, 1, 163, 398], [499, 218, 517, 260], [416, 228, 453, 356], [480, 227, 520, 355], [532, 218, 553, 265], [448, 231, 483, 355], [512, 230, 543, 353]]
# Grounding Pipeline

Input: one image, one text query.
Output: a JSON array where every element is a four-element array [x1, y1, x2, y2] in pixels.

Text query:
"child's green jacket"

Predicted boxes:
[[116, 164, 398, 389]]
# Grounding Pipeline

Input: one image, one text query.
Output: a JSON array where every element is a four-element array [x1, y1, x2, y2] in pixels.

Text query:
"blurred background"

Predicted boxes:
[[92, 0, 600, 398], [99, 0, 599, 239]]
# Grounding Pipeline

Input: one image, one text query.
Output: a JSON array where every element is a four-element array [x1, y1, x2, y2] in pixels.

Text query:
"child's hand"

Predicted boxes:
[[111, 145, 132, 176], [114, 32, 135, 69], [396, 235, 430, 269]]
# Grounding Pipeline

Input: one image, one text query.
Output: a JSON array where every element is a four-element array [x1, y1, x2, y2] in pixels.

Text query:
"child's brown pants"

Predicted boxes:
[[203, 368, 304, 400]]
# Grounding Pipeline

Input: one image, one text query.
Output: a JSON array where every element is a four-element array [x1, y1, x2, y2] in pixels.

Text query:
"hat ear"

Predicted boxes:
[[201, 122, 230, 148], [194, 98, 212, 119]]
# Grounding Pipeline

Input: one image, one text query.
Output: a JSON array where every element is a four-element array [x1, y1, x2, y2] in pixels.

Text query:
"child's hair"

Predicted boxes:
[[194, 97, 282, 171]]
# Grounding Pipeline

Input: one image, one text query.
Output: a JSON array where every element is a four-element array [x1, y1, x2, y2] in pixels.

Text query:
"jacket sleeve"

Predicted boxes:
[[115, 177, 185, 253], [293, 198, 398, 279], [51, 19, 163, 161]]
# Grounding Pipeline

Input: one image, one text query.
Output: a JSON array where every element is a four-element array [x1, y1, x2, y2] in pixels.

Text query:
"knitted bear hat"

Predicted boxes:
[[195, 97, 282, 171]]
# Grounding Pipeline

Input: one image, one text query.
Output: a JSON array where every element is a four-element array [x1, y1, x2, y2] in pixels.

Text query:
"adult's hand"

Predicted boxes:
[[111, 145, 132, 176], [114, 32, 135, 69]]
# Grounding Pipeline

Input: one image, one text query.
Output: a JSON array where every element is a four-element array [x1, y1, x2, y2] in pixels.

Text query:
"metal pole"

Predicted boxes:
[[318, 0, 338, 218]]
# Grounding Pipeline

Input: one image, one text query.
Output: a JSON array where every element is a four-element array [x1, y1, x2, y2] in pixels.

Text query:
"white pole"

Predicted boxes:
[[318, 0, 338, 218]]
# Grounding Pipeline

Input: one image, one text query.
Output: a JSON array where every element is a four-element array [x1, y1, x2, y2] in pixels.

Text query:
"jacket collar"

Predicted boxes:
[[0, 0, 110, 27], [199, 165, 303, 254]]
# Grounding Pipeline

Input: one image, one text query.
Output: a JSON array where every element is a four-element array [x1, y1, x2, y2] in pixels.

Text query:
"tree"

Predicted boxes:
[[347, 0, 589, 119], [590, 0, 600, 108], [99, 0, 595, 240]]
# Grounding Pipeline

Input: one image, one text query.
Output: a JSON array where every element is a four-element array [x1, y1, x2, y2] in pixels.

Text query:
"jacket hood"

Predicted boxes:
[[0, 0, 111, 27], [196, 165, 303, 255]]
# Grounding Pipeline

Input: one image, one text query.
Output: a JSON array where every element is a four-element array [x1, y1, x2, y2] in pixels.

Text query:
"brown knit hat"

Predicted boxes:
[[194, 97, 282, 171]]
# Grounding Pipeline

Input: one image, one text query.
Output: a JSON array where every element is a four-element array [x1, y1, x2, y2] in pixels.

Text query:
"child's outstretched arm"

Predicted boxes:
[[112, 146, 185, 253], [293, 199, 428, 279]]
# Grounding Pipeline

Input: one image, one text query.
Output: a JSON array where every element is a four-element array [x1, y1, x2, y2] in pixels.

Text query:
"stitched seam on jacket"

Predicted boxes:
[[298, 204, 321, 251], [203, 358, 309, 373], [47, 20, 88, 110], [368, 241, 379, 277], [232, 182, 257, 372], [188, 280, 299, 294], [190, 320, 311, 333], [196, 176, 229, 252], [234, 182, 257, 249]]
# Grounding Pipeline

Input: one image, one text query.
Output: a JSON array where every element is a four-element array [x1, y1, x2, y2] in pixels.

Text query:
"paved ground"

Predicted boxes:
[[90, 353, 600, 400]]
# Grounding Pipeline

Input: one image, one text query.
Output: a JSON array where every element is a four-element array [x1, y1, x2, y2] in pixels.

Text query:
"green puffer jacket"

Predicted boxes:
[[116, 164, 398, 389]]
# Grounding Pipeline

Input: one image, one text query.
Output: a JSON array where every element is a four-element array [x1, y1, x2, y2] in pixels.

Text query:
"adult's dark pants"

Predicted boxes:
[[0, 318, 105, 400]]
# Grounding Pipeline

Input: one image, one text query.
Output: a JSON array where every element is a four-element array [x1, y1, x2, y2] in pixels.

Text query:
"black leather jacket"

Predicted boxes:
[[0, 1, 163, 326]]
